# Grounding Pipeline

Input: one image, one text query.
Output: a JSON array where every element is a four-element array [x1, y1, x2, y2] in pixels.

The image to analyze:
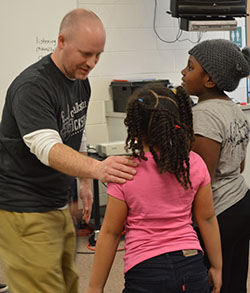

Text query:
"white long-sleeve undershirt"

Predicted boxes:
[[23, 129, 87, 166]]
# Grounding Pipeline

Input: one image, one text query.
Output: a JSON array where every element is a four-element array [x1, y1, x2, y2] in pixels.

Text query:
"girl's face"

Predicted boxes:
[[181, 55, 208, 97]]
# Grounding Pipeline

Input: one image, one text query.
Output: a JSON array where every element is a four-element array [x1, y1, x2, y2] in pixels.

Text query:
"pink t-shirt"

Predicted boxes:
[[107, 151, 210, 273]]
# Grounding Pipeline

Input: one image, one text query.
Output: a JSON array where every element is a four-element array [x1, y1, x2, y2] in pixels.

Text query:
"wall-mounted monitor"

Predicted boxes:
[[170, 0, 247, 18]]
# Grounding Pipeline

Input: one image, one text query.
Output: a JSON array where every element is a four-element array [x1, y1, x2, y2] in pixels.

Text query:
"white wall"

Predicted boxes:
[[0, 0, 77, 116], [76, 0, 248, 205], [0, 0, 247, 145]]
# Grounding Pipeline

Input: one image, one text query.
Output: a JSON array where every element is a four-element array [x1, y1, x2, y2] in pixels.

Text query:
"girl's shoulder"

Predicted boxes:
[[189, 151, 211, 186], [189, 151, 208, 169], [193, 98, 237, 111]]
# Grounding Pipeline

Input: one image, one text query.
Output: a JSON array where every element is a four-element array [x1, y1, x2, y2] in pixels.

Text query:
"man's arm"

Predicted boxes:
[[78, 175, 93, 224], [23, 129, 137, 183], [49, 142, 136, 183], [77, 148, 93, 224], [23, 129, 137, 184]]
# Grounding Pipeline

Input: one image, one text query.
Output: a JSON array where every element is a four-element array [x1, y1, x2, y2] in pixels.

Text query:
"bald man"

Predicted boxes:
[[0, 8, 136, 293]]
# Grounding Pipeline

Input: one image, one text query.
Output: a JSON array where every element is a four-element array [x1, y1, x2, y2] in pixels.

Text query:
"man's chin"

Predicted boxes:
[[75, 73, 88, 80]]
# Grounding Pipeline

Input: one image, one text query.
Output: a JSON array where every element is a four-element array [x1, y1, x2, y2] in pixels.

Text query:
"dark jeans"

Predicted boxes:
[[196, 189, 250, 293], [123, 250, 209, 293]]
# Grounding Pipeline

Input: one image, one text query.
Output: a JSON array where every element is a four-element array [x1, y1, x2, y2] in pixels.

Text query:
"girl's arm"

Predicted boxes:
[[192, 135, 221, 180], [240, 158, 245, 173], [85, 195, 128, 293], [193, 183, 222, 293]]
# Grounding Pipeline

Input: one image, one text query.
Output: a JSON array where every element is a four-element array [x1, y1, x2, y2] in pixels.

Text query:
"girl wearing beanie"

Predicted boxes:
[[181, 38, 250, 293]]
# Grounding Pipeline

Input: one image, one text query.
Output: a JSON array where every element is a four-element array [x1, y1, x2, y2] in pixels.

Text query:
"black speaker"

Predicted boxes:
[[170, 0, 247, 18]]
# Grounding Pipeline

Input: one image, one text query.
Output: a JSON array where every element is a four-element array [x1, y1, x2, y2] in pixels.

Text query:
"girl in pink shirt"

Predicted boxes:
[[86, 85, 222, 293]]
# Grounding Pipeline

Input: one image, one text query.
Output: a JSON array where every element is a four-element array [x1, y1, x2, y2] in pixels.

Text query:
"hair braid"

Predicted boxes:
[[125, 84, 194, 189], [175, 86, 194, 149]]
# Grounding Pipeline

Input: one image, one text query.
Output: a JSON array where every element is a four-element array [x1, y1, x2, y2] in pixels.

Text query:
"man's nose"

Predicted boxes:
[[87, 56, 98, 69]]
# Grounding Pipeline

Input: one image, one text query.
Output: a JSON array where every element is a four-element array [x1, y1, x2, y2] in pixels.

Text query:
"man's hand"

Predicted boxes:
[[95, 156, 137, 183], [79, 178, 93, 224], [85, 288, 103, 293], [69, 200, 79, 226]]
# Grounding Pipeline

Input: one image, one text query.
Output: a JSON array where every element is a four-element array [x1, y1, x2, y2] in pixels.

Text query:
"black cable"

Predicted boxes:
[[101, 182, 107, 188], [153, 0, 203, 44], [153, 0, 178, 43]]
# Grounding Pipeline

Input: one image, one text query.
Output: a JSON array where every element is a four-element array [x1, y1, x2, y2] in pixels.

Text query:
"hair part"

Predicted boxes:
[[124, 85, 194, 189]]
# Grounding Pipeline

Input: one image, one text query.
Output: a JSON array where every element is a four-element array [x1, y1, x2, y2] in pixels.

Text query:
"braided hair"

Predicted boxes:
[[124, 85, 194, 189]]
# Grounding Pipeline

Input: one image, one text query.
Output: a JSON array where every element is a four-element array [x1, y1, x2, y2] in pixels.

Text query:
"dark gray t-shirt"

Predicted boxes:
[[0, 54, 91, 212], [193, 99, 249, 215]]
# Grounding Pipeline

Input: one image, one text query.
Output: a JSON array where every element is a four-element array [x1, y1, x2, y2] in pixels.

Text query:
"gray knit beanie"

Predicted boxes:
[[189, 39, 250, 92]]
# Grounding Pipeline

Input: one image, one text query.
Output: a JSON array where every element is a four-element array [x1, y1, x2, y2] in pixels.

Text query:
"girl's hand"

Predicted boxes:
[[208, 267, 222, 293]]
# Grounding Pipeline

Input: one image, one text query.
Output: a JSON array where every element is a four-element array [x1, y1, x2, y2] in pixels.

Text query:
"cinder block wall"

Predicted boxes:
[[78, 0, 247, 206], [78, 0, 247, 147]]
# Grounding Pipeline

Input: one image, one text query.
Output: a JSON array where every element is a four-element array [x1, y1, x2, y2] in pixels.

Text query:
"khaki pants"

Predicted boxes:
[[0, 208, 78, 293]]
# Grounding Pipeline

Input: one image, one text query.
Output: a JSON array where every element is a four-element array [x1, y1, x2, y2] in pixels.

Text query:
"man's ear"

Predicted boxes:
[[57, 34, 65, 49], [204, 73, 216, 89]]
